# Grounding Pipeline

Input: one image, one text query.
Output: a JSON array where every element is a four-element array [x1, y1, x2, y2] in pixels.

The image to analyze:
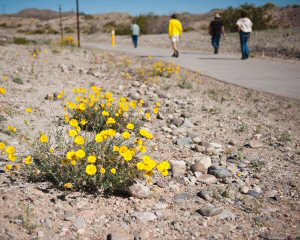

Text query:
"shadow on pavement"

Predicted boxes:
[[197, 57, 240, 60]]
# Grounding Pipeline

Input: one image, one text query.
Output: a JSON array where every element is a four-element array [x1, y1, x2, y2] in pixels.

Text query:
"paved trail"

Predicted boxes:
[[83, 42, 300, 100]]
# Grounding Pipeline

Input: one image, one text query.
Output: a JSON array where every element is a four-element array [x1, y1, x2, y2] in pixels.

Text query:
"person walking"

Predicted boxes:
[[236, 11, 253, 59], [209, 13, 225, 54], [131, 22, 140, 48], [168, 14, 182, 57]]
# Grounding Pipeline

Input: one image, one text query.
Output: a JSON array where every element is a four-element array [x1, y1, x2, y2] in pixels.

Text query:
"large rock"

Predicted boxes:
[[128, 182, 150, 199], [131, 211, 157, 222], [197, 156, 212, 169], [208, 165, 232, 179], [196, 205, 223, 216], [171, 117, 184, 127], [197, 190, 212, 201], [176, 137, 193, 146], [107, 231, 133, 240], [170, 160, 186, 177], [197, 174, 217, 184], [249, 139, 264, 148], [190, 162, 207, 173]]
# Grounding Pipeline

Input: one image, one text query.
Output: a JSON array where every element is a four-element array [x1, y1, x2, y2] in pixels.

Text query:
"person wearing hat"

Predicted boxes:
[[209, 13, 225, 54]]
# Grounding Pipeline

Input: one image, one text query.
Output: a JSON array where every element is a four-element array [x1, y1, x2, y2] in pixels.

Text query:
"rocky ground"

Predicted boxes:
[[0, 40, 299, 240]]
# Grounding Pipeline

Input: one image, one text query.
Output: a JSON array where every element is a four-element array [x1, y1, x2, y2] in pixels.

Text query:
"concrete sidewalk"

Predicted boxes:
[[83, 42, 300, 100]]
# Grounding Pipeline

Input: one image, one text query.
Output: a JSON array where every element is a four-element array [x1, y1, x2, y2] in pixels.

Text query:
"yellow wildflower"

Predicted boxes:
[[69, 119, 78, 127], [67, 102, 77, 109], [110, 168, 117, 175], [78, 103, 86, 111], [0, 87, 6, 94], [49, 148, 55, 153], [66, 151, 77, 160], [113, 146, 119, 152], [123, 151, 132, 161], [71, 160, 77, 166], [80, 119, 87, 126], [40, 134, 49, 143], [145, 113, 151, 121], [64, 182, 73, 188], [6, 146, 15, 154], [74, 136, 85, 145], [95, 134, 104, 143], [153, 107, 159, 114], [69, 129, 78, 137], [126, 123, 134, 130], [76, 149, 86, 159], [24, 156, 33, 165], [157, 161, 171, 176], [106, 117, 116, 125], [86, 164, 97, 176], [102, 111, 109, 116], [26, 108, 33, 113], [57, 91, 65, 99], [7, 125, 17, 133], [8, 154, 17, 161], [15, 164, 20, 171], [87, 155, 96, 163], [5, 164, 13, 171], [122, 131, 131, 139], [0, 142, 6, 149], [100, 167, 106, 174]]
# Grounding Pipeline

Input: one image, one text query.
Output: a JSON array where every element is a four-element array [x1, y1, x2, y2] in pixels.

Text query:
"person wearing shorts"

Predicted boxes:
[[169, 14, 182, 57]]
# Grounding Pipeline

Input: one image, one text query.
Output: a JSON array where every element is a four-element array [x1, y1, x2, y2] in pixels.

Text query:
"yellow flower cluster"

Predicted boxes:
[[7, 125, 17, 133], [1, 143, 19, 171], [139, 128, 153, 139], [61, 36, 75, 46], [16, 84, 170, 192], [95, 129, 116, 142]]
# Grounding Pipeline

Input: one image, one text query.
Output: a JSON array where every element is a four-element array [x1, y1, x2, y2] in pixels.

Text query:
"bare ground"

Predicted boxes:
[[0, 39, 299, 240]]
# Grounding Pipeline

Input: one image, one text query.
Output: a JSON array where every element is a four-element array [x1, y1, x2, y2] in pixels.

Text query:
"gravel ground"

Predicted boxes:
[[0, 42, 299, 240]]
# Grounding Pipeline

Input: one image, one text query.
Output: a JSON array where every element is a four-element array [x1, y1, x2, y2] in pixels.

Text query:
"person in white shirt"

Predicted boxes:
[[236, 11, 253, 59]]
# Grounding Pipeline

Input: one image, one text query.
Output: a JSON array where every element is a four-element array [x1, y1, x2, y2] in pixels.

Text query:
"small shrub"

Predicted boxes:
[[184, 26, 195, 32], [64, 26, 75, 34], [13, 77, 24, 85], [83, 24, 99, 35], [279, 131, 293, 143], [84, 15, 94, 20], [60, 36, 76, 46], [3, 86, 169, 194], [13, 37, 30, 45]]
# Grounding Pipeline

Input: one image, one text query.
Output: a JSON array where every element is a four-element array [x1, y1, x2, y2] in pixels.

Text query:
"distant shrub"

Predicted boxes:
[[221, 3, 278, 32], [83, 15, 94, 20], [13, 77, 24, 84], [64, 26, 75, 33], [83, 24, 99, 34], [184, 26, 195, 32], [103, 21, 131, 35], [13, 37, 30, 45], [60, 36, 76, 46]]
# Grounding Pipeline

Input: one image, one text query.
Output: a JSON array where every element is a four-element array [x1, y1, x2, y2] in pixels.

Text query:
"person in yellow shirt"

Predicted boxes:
[[169, 14, 182, 57]]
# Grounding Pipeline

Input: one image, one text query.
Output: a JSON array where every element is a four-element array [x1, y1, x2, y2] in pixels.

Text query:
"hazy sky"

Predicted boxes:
[[1, 0, 299, 15]]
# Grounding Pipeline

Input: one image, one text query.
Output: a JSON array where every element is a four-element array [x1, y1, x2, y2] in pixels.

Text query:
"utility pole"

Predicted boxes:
[[59, 5, 63, 41], [76, 0, 80, 47]]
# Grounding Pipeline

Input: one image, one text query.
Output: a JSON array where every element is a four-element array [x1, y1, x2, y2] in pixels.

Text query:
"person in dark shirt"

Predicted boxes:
[[209, 14, 225, 54]]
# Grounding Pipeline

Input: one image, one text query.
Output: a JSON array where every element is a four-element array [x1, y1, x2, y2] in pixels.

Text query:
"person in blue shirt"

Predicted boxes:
[[131, 22, 140, 48]]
